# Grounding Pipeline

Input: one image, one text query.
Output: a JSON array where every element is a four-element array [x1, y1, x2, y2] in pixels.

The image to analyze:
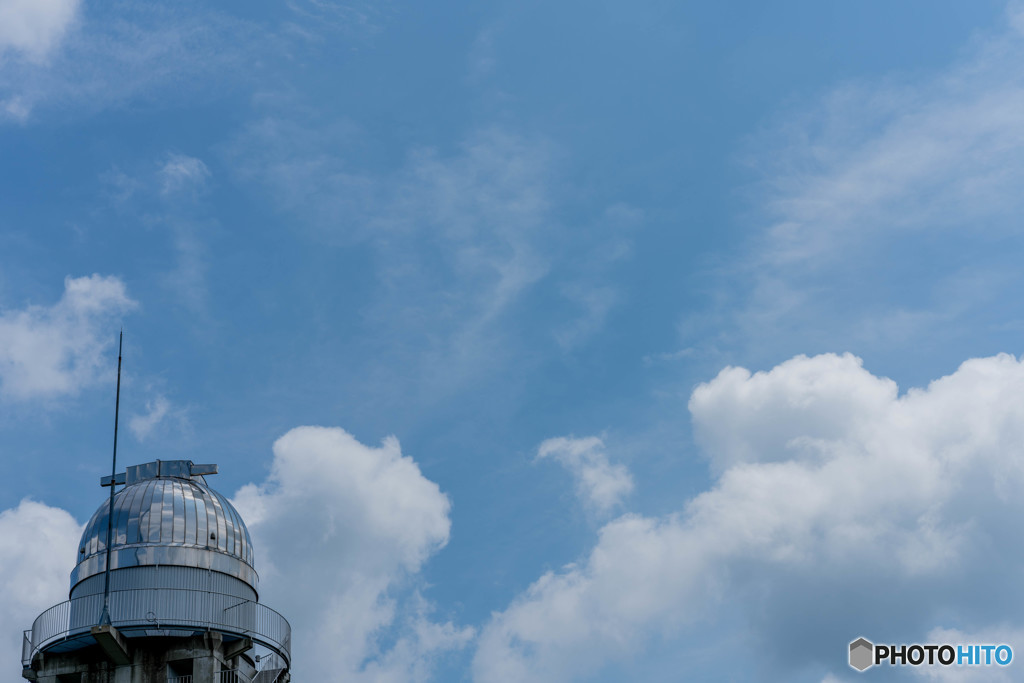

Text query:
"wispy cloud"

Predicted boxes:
[[128, 394, 189, 441], [684, 7, 1024, 363], [0, 3, 265, 123], [102, 152, 215, 315], [227, 117, 637, 409], [282, 0, 391, 43], [159, 153, 210, 197]]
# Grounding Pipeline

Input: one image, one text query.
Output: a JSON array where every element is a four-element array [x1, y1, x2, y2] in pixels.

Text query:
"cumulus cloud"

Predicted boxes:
[[474, 353, 1024, 681], [0, 275, 137, 401], [688, 353, 897, 474], [233, 426, 470, 681], [537, 436, 633, 514], [0, 0, 79, 62], [0, 500, 83, 671]]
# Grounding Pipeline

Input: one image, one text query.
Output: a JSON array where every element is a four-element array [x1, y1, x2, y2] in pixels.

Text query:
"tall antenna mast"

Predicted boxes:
[[99, 330, 123, 626]]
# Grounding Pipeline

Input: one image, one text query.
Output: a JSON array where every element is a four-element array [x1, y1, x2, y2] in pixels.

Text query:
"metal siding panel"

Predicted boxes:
[[82, 506, 102, 557], [138, 480, 157, 544], [94, 506, 109, 553], [196, 485, 209, 547], [208, 491, 228, 553], [205, 486, 218, 547], [183, 482, 198, 546], [224, 495, 240, 557], [220, 492, 236, 556], [115, 483, 139, 546], [172, 480, 186, 543], [160, 480, 175, 543]]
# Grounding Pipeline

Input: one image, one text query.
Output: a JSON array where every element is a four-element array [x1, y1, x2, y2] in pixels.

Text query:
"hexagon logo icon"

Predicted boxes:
[[849, 637, 874, 672]]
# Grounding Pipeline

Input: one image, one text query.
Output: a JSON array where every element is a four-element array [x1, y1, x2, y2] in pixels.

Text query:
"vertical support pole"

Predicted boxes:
[[99, 331, 123, 626]]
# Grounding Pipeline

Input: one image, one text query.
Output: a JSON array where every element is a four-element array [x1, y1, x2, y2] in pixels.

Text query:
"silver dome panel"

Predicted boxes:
[[71, 470, 257, 592]]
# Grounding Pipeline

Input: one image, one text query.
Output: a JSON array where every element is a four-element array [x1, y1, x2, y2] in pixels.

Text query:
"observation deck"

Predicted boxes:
[[22, 586, 290, 667]]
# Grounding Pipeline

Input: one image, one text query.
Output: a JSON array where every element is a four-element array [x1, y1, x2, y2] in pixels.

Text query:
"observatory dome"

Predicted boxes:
[[70, 459, 257, 596], [24, 459, 291, 673]]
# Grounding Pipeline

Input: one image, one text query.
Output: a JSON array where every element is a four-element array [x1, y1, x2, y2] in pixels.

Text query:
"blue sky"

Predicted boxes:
[[4, 1, 1024, 681]]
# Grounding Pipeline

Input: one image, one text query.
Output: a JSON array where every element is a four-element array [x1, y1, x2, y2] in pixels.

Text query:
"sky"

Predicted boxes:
[[3, 0, 1024, 681]]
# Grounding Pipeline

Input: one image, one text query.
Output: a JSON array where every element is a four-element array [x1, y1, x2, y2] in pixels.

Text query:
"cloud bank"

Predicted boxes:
[[475, 353, 1024, 681], [8, 353, 1024, 681]]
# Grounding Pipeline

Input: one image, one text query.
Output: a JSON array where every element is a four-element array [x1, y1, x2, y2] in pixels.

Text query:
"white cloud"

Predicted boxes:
[[474, 353, 1024, 681], [0, 500, 83, 672], [232, 426, 469, 681], [688, 353, 897, 474], [0, 0, 79, 62], [128, 394, 188, 441], [159, 153, 210, 196], [0, 275, 137, 401], [537, 436, 633, 514], [128, 396, 170, 440]]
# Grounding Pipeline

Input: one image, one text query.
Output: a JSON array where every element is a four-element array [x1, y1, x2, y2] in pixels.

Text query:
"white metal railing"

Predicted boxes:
[[217, 669, 252, 683], [23, 588, 290, 669], [254, 651, 287, 683], [169, 676, 193, 683]]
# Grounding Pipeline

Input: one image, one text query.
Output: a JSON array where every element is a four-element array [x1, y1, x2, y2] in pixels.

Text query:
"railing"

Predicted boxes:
[[252, 668, 285, 683], [23, 588, 290, 669], [169, 677, 193, 683], [254, 651, 287, 683], [216, 669, 252, 683], [257, 652, 287, 671]]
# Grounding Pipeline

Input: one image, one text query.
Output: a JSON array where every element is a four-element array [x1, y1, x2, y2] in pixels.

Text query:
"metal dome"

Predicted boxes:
[[24, 459, 290, 672], [70, 459, 258, 593]]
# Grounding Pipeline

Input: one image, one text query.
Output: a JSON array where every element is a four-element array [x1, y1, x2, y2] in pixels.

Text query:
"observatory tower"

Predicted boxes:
[[21, 459, 291, 683]]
